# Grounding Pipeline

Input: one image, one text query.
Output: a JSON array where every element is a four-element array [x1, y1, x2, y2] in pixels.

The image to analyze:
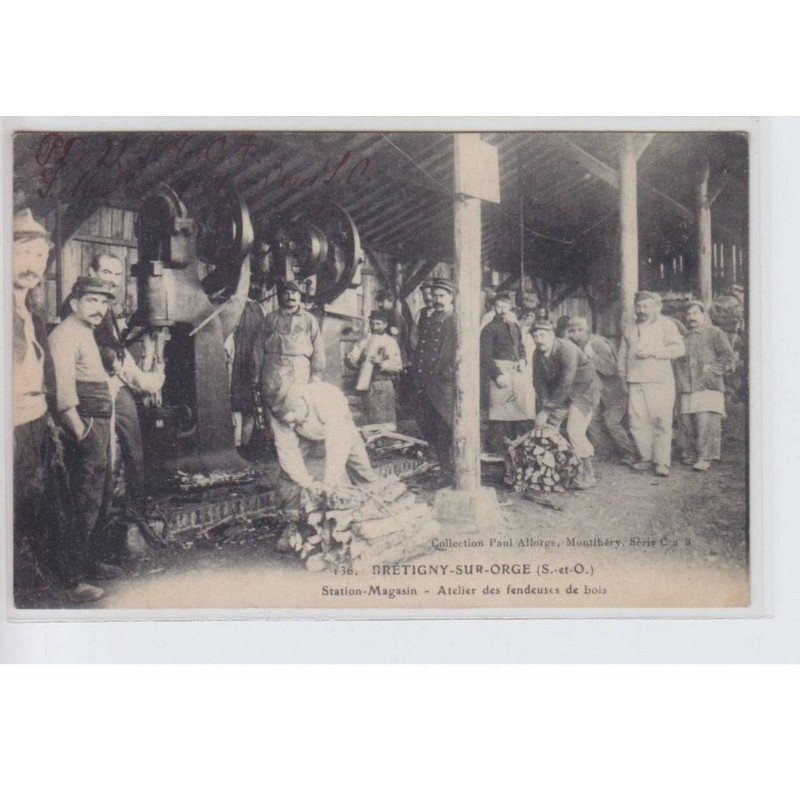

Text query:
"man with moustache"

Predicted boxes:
[[87, 253, 165, 507], [675, 300, 736, 471], [12, 209, 58, 598], [618, 290, 686, 477], [252, 280, 325, 408], [410, 278, 457, 482], [49, 276, 119, 601]]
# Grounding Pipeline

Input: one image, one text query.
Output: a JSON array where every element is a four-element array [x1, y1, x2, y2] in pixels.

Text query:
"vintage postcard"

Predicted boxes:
[[5, 123, 758, 615]]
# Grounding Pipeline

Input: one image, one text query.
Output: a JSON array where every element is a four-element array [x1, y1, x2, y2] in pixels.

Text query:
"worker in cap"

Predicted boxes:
[[84, 253, 166, 508], [409, 274, 457, 482], [347, 309, 403, 428], [267, 379, 376, 518], [618, 287, 685, 477], [12, 208, 60, 602], [531, 316, 602, 489], [48, 274, 124, 601], [675, 298, 736, 471], [481, 289, 533, 453], [252, 274, 325, 440]]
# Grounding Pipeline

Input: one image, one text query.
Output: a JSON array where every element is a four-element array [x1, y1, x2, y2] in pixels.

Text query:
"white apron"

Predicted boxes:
[[488, 359, 535, 421]]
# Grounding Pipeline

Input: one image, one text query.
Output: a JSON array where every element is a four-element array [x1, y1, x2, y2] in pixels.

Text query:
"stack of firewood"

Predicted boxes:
[[287, 476, 440, 571], [504, 427, 582, 495]]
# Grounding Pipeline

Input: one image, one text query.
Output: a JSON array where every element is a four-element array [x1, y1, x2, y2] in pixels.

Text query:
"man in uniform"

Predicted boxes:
[[49, 276, 119, 601], [480, 292, 534, 453], [675, 300, 736, 471], [618, 290, 686, 477], [567, 316, 637, 466], [268, 381, 377, 511], [531, 318, 601, 489], [410, 277, 456, 482], [12, 209, 57, 599], [252, 280, 325, 413], [88, 253, 165, 507]]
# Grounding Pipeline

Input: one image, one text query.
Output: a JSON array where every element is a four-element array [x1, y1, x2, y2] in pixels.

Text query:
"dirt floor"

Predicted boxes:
[[14, 402, 749, 612]]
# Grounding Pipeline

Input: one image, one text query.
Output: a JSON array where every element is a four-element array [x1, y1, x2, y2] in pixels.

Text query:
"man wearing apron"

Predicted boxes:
[[480, 292, 535, 453], [252, 279, 326, 428]]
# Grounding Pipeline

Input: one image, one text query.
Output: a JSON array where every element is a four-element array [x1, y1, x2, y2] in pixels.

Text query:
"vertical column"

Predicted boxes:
[[697, 162, 713, 306], [452, 133, 482, 494], [619, 133, 639, 332]]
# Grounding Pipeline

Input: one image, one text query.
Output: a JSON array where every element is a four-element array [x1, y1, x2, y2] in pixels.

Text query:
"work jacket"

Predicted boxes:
[[533, 337, 600, 413], [674, 323, 736, 395]]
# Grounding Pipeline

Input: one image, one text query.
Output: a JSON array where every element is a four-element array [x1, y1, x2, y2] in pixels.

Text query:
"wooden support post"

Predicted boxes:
[[619, 133, 639, 332], [452, 154, 482, 494], [697, 163, 713, 307], [433, 133, 501, 528]]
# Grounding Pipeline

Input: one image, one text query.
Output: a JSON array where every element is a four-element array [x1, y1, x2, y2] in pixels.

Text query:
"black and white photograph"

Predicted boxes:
[[8, 126, 753, 611]]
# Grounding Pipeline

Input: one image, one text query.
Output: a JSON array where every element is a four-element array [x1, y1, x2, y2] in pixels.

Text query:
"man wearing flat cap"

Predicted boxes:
[[410, 277, 457, 481], [618, 290, 686, 477], [12, 209, 58, 599], [49, 276, 120, 601], [252, 279, 325, 418], [675, 300, 736, 471], [480, 292, 534, 452], [346, 309, 403, 427]]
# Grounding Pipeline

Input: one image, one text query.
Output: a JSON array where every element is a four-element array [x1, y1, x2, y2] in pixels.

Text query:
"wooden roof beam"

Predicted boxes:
[[552, 134, 620, 189]]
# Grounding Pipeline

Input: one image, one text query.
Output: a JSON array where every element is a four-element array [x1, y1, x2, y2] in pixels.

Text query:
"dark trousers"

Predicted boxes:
[[115, 386, 145, 505], [414, 389, 453, 478], [13, 415, 51, 596], [57, 417, 113, 585]]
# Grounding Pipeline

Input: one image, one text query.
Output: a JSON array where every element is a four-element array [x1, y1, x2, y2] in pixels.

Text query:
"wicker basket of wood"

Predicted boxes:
[[286, 476, 440, 571]]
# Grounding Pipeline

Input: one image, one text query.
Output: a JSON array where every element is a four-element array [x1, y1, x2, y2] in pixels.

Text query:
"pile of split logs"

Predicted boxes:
[[504, 427, 582, 497], [287, 476, 440, 571]]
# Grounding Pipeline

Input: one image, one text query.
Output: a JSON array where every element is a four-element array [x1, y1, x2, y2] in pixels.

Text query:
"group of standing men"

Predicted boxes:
[[479, 288, 737, 486], [12, 209, 165, 602]]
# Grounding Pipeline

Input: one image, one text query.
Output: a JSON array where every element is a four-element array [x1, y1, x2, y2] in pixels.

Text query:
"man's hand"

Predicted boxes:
[[495, 373, 510, 389], [534, 410, 550, 434], [634, 346, 652, 359], [517, 359, 526, 372]]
